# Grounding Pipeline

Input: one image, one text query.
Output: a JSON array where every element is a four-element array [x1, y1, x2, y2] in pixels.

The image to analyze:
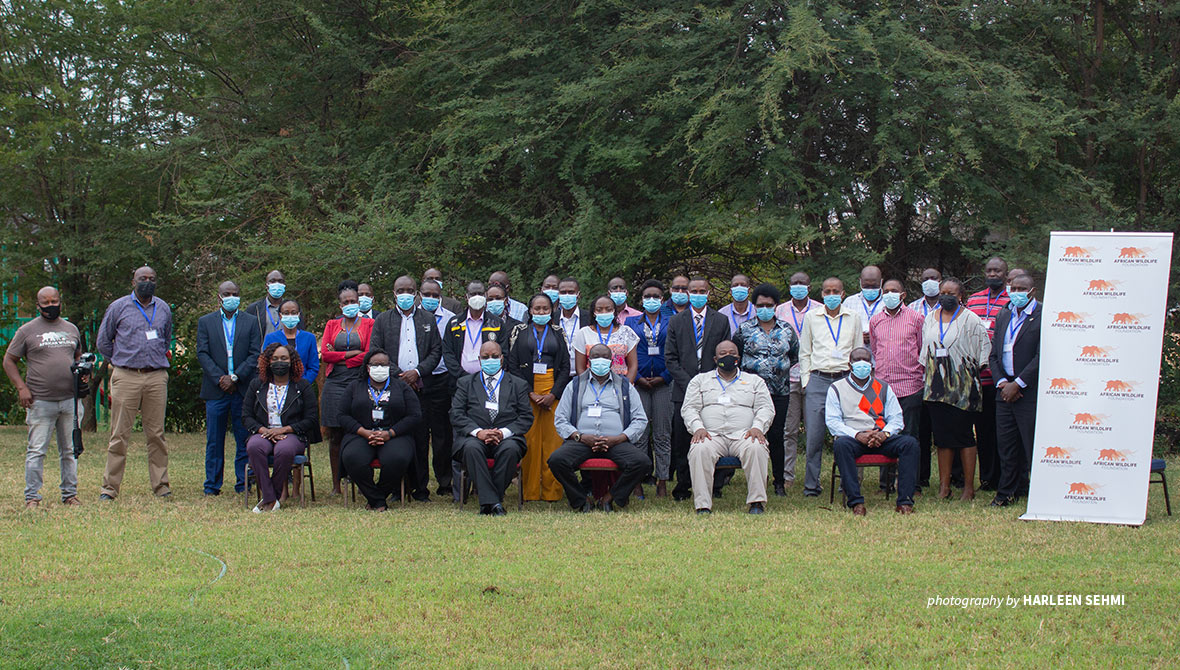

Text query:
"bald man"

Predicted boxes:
[[489, 271, 528, 322], [843, 265, 884, 344], [244, 269, 304, 341], [4, 286, 84, 508], [421, 268, 463, 314]]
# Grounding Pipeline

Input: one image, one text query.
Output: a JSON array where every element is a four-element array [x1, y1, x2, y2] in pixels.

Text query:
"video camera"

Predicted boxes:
[[70, 352, 97, 457]]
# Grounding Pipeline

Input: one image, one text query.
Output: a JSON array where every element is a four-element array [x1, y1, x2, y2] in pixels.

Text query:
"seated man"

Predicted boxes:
[[450, 341, 533, 515], [825, 347, 919, 515], [549, 344, 651, 512], [683, 340, 774, 514]]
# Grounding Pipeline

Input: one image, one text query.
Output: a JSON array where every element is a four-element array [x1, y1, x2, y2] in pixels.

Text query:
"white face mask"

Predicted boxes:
[[468, 295, 487, 311], [369, 366, 391, 383]]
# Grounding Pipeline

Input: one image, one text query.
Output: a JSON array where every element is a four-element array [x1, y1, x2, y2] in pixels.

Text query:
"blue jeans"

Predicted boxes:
[[204, 394, 248, 493], [833, 434, 919, 507]]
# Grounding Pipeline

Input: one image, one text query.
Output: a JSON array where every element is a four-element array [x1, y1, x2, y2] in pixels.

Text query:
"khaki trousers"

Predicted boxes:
[[101, 367, 169, 497], [688, 433, 769, 510]]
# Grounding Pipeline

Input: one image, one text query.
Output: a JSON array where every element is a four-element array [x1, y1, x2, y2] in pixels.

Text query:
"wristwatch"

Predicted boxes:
[[571, 432, 582, 442], [230, 373, 238, 382]]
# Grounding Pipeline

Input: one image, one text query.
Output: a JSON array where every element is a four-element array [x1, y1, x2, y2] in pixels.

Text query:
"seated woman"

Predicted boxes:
[[263, 299, 320, 383], [242, 343, 321, 513], [338, 349, 422, 511]]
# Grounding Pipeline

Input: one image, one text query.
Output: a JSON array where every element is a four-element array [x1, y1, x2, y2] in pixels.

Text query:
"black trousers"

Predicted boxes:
[[419, 373, 455, 494], [548, 439, 652, 509], [671, 401, 692, 498], [887, 391, 924, 488], [995, 393, 1036, 499], [918, 398, 933, 486], [340, 432, 414, 508], [973, 385, 999, 487], [767, 394, 789, 487], [455, 435, 525, 507]]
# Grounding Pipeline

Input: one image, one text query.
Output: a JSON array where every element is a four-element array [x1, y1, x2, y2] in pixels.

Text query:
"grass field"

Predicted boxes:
[[0, 425, 1177, 668]]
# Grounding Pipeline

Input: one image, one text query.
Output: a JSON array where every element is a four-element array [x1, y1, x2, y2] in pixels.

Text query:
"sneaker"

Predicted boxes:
[[61, 496, 81, 506], [748, 502, 765, 514]]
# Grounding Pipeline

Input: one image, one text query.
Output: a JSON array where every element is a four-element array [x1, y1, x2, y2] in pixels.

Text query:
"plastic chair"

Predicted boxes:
[[454, 458, 523, 510], [1150, 458, 1171, 516], [830, 453, 898, 504]]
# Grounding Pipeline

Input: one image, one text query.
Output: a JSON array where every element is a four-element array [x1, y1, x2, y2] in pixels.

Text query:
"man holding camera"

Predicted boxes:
[[3, 287, 84, 509]]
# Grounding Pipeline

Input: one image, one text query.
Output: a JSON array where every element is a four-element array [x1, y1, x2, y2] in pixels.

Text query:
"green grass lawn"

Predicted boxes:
[[0, 425, 1176, 668]]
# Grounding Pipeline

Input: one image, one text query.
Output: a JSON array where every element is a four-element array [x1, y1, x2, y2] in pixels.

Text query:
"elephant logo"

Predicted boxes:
[[1086, 279, 1119, 291], [1043, 446, 1074, 459], [1096, 449, 1129, 462], [1063, 246, 1094, 258], [1103, 380, 1135, 392], [1067, 482, 1099, 496], [1079, 345, 1113, 358], [1118, 247, 1149, 258]]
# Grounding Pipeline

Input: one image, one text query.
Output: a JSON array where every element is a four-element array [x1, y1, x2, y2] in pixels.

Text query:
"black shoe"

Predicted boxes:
[[748, 502, 765, 515], [490, 503, 507, 516], [774, 484, 787, 497], [576, 501, 593, 513], [979, 481, 997, 492], [695, 508, 712, 515], [803, 490, 820, 497], [712, 488, 723, 498], [672, 491, 691, 502], [436, 486, 452, 497], [989, 496, 1014, 507], [98, 493, 114, 501], [479, 504, 492, 515], [412, 492, 430, 503], [203, 490, 220, 497]]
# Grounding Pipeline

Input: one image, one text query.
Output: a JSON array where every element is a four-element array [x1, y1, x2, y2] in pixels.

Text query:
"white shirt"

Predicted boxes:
[[798, 306, 864, 388], [428, 306, 455, 374], [396, 309, 419, 373], [843, 292, 883, 333], [560, 309, 581, 369], [1001, 299, 1038, 387], [469, 370, 513, 438]]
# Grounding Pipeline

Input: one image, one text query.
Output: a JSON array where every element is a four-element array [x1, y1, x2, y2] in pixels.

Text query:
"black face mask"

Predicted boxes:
[[135, 280, 156, 300], [938, 295, 960, 312], [716, 354, 739, 371], [985, 277, 1004, 290], [39, 305, 60, 320], [270, 361, 291, 378]]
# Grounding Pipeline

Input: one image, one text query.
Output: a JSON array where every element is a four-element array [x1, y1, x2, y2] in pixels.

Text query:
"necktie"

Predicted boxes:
[[694, 314, 703, 369], [486, 376, 499, 421]]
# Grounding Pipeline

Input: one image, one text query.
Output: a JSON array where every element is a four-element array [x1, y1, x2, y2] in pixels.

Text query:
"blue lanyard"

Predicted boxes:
[[861, 297, 880, 321], [367, 379, 389, 407], [589, 379, 609, 405], [985, 292, 1004, 318], [790, 302, 809, 333], [134, 300, 156, 327], [267, 303, 280, 329], [270, 383, 289, 414], [645, 313, 663, 344], [729, 305, 750, 334], [483, 373, 502, 401], [1008, 306, 1030, 341], [715, 371, 741, 394], [938, 307, 961, 346], [533, 325, 550, 362], [596, 323, 614, 345], [920, 300, 931, 316], [340, 317, 355, 349], [222, 313, 236, 370], [824, 314, 843, 347], [465, 319, 482, 350]]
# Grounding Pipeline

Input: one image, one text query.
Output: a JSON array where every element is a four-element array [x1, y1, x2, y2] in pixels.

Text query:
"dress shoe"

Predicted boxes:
[[204, 489, 221, 497], [157, 490, 172, 499], [577, 501, 594, 513], [695, 508, 712, 515], [478, 504, 492, 515], [412, 492, 430, 503], [851, 503, 867, 516], [712, 487, 723, 498], [673, 492, 691, 502], [989, 495, 1014, 507], [979, 481, 996, 492], [61, 496, 80, 506], [803, 491, 820, 498], [436, 485, 452, 497], [895, 504, 914, 515], [24, 499, 39, 510], [774, 484, 787, 497], [748, 502, 765, 514], [491, 504, 507, 516], [98, 493, 114, 501]]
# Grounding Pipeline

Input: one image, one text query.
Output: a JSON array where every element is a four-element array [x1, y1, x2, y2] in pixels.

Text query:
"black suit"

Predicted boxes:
[[441, 311, 513, 390], [450, 370, 534, 506], [196, 309, 262, 493], [244, 297, 306, 343], [663, 306, 730, 498], [988, 301, 1041, 500]]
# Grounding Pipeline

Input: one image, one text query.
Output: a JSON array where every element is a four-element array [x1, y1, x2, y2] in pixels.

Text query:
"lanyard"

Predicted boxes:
[[563, 311, 579, 332], [644, 313, 663, 345], [222, 313, 236, 370], [267, 303, 280, 329], [465, 319, 483, 352], [789, 302, 809, 334], [985, 292, 1004, 318], [1008, 306, 1030, 341], [533, 324, 550, 362], [270, 382, 289, 414], [824, 314, 843, 347], [938, 306, 961, 347], [433, 311, 446, 329], [920, 300, 931, 316], [729, 306, 750, 334], [715, 371, 741, 394], [134, 300, 156, 327], [589, 379, 609, 405], [596, 323, 614, 345], [862, 297, 880, 321], [483, 373, 501, 401], [340, 317, 356, 349], [367, 379, 389, 407]]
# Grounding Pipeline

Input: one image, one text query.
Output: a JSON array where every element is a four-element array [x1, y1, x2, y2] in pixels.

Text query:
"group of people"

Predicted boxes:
[[5, 258, 1042, 516]]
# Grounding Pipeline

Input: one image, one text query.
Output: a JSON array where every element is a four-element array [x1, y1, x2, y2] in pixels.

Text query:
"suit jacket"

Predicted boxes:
[[989, 302, 1041, 392], [441, 311, 513, 389], [505, 322, 572, 397], [664, 307, 730, 402], [369, 307, 443, 378], [449, 371, 534, 449], [244, 297, 306, 342], [241, 376, 322, 444], [196, 310, 261, 400]]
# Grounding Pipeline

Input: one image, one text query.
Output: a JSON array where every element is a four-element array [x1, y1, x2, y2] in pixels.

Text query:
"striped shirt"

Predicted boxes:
[[965, 288, 1009, 385], [868, 306, 925, 397]]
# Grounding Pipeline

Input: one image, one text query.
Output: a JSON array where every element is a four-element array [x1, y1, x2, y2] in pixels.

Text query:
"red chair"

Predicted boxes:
[[830, 453, 898, 504], [580, 458, 619, 500], [454, 458, 524, 511], [347, 458, 406, 507]]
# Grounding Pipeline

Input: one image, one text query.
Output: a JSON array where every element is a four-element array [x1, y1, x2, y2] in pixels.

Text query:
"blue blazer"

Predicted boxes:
[[624, 310, 673, 383], [263, 329, 320, 384], [197, 310, 262, 400]]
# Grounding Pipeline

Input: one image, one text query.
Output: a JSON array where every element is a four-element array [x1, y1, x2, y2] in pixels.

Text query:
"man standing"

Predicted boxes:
[[245, 270, 302, 341], [422, 268, 463, 314], [442, 281, 510, 391], [775, 271, 820, 488], [966, 256, 1010, 491], [682, 340, 774, 514], [96, 266, 173, 500], [357, 282, 380, 319], [664, 277, 730, 501], [906, 267, 941, 487], [607, 277, 643, 321], [868, 279, 925, 491], [798, 277, 863, 497], [718, 273, 755, 336], [907, 267, 943, 318], [556, 277, 592, 373], [666, 275, 690, 315], [3, 287, 83, 508], [843, 265, 884, 345], [489, 271, 528, 322], [989, 273, 1041, 507], [419, 278, 457, 496], [196, 280, 260, 496], [371, 275, 443, 501]]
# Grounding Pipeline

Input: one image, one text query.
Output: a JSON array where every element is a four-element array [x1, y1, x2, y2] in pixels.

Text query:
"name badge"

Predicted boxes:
[[533, 362, 548, 374], [145, 329, 159, 340], [588, 405, 603, 418], [981, 318, 994, 330], [268, 411, 281, 426], [718, 395, 732, 404], [648, 346, 660, 356], [935, 347, 948, 358], [463, 349, 478, 361], [371, 409, 384, 421], [484, 400, 498, 411]]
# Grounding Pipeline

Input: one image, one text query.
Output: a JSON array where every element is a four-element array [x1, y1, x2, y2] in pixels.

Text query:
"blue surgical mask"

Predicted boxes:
[[1008, 291, 1030, 309], [731, 286, 749, 302], [434, 279, 442, 291], [823, 294, 843, 311], [395, 294, 415, 311], [532, 313, 551, 326], [341, 303, 360, 318], [642, 297, 662, 313], [882, 292, 902, 310], [689, 294, 708, 309], [595, 312, 615, 328], [486, 299, 505, 316], [756, 307, 775, 322], [559, 294, 578, 310], [280, 314, 300, 329], [851, 361, 873, 379], [589, 358, 612, 377], [789, 285, 809, 301], [358, 295, 374, 312], [480, 358, 501, 376], [921, 279, 940, 297], [609, 291, 627, 306], [421, 297, 440, 312], [670, 291, 689, 306], [267, 282, 286, 299], [861, 287, 881, 302], [221, 295, 240, 312], [543, 289, 560, 304]]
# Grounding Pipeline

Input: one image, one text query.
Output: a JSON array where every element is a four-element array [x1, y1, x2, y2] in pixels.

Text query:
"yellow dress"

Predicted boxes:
[[520, 369, 563, 501]]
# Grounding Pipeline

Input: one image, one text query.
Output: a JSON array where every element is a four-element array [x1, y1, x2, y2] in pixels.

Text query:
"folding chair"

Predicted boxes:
[[348, 458, 406, 507], [454, 458, 523, 510], [1150, 458, 1171, 516], [830, 453, 898, 504], [244, 452, 313, 509]]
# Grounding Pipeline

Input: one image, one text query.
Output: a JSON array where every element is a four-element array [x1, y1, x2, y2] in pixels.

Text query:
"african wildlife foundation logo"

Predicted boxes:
[[1059, 245, 1102, 264], [1080, 279, 1126, 298], [1093, 448, 1140, 470], [1064, 482, 1107, 502], [1045, 378, 1087, 399], [1051, 311, 1094, 331], [1039, 446, 1082, 467], [1106, 313, 1152, 333], [1068, 412, 1112, 433], [1112, 246, 1158, 265], [1098, 379, 1144, 400], [1075, 345, 1118, 366]]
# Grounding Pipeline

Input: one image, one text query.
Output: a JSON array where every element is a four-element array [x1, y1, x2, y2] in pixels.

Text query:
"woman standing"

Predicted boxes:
[[572, 295, 638, 381], [507, 294, 571, 502], [921, 278, 991, 501], [263, 299, 320, 383], [320, 286, 374, 495], [624, 280, 674, 497]]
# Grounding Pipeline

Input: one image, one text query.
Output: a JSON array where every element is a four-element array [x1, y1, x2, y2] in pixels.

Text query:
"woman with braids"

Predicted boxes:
[[242, 343, 321, 513]]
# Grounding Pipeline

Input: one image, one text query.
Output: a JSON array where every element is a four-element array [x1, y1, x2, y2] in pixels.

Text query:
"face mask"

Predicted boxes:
[[270, 361, 291, 377], [421, 297, 440, 312], [433, 279, 442, 291], [851, 361, 873, 379], [532, 313, 551, 326], [368, 365, 390, 383], [642, 297, 662, 313], [1008, 291, 1030, 309], [341, 303, 360, 318], [938, 295, 959, 312], [358, 295, 374, 312], [221, 295, 240, 312], [558, 294, 578, 310], [756, 307, 775, 322], [689, 294, 708, 309], [135, 281, 156, 300], [395, 294, 415, 311], [716, 354, 739, 371], [543, 289, 560, 304], [861, 287, 881, 302], [670, 291, 689, 306], [882, 292, 902, 310], [480, 358, 501, 376], [39, 305, 60, 320], [486, 299, 505, 316], [589, 357, 612, 377], [789, 285, 809, 301], [280, 314, 300, 329], [595, 312, 615, 328], [609, 291, 627, 306], [922, 279, 940, 297], [267, 282, 286, 299], [731, 286, 749, 302], [985, 277, 1005, 290], [468, 295, 487, 311], [823, 294, 842, 311]]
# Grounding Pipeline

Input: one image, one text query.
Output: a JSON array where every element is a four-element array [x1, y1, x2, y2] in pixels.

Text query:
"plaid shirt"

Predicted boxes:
[[868, 306, 925, 397], [965, 288, 1009, 385]]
